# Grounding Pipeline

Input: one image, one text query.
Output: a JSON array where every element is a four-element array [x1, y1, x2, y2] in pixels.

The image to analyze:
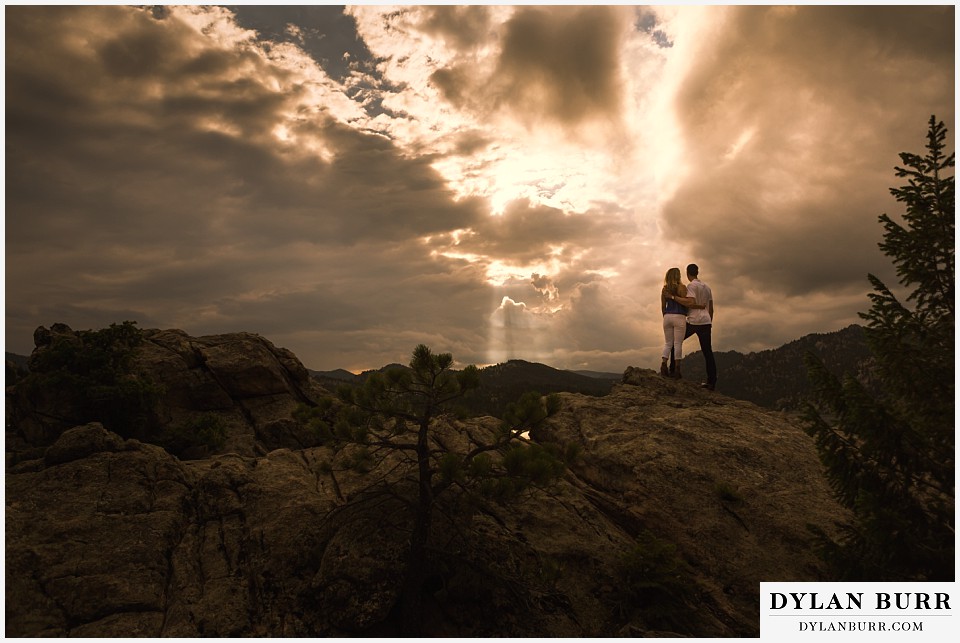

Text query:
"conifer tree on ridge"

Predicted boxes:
[[295, 343, 570, 634], [803, 115, 954, 581]]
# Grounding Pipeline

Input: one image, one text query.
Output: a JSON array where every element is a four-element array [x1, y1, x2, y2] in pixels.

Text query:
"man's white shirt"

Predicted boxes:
[[686, 279, 713, 325]]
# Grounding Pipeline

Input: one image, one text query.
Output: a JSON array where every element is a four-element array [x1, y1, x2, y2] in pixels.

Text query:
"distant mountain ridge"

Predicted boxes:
[[309, 324, 870, 414], [570, 369, 621, 380], [678, 324, 872, 410], [9, 324, 870, 414], [311, 359, 616, 419]]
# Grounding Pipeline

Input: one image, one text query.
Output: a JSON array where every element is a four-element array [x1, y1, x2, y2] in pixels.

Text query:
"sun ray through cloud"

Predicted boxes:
[[4, 4, 954, 373]]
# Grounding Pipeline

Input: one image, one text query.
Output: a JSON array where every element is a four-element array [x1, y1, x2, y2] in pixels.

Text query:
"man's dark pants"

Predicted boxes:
[[669, 323, 717, 386]]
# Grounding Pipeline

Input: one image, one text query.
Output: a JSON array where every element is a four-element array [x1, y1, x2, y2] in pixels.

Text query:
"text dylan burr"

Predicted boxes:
[[770, 592, 951, 611]]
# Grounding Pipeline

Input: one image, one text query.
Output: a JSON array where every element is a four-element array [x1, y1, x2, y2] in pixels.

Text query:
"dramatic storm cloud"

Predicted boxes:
[[4, 5, 954, 373]]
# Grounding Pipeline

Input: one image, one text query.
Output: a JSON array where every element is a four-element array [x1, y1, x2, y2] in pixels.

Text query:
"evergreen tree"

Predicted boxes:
[[294, 344, 571, 633], [803, 116, 954, 580]]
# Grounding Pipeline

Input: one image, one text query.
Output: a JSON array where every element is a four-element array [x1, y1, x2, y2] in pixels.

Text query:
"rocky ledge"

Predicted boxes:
[[5, 327, 848, 637]]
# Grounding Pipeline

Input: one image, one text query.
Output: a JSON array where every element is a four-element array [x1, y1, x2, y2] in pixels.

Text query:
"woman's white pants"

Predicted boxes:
[[662, 313, 686, 360]]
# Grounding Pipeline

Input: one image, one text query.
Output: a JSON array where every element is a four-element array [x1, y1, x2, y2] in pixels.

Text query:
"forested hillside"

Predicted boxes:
[[680, 324, 872, 410], [312, 359, 614, 419]]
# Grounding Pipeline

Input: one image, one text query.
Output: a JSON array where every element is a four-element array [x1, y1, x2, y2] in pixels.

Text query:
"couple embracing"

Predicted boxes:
[[659, 263, 717, 390]]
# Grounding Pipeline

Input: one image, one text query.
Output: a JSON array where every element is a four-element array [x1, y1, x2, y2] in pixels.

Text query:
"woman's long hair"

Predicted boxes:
[[664, 267, 682, 296]]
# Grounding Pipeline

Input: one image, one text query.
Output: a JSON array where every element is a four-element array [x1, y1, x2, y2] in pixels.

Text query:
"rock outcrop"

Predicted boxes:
[[535, 368, 848, 634], [5, 327, 849, 637], [8, 325, 330, 459]]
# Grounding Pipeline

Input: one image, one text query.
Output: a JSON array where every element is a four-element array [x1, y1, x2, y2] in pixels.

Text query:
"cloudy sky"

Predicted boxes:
[[4, 4, 955, 373]]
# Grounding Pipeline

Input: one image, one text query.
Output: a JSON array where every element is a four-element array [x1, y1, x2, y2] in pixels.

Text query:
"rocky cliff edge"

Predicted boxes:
[[5, 327, 848, 637]]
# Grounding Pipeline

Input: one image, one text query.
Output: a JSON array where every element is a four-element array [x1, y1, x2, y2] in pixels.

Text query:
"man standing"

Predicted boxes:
[[670, 263, 717, 390]]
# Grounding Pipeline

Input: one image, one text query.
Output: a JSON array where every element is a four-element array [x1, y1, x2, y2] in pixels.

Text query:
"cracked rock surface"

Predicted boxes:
[[6, 328, 849, 637]]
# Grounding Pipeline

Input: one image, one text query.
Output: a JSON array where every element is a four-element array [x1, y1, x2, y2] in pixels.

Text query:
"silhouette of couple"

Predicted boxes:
[[660, 263, 717, 390]]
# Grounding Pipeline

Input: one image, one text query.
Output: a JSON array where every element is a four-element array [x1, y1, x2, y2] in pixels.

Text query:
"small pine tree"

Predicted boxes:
[[803, 116, 954, 581], [295, 344, 569, 634]]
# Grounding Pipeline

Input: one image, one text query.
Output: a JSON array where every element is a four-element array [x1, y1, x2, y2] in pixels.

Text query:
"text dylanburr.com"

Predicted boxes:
[[761, 582, 955, 641]]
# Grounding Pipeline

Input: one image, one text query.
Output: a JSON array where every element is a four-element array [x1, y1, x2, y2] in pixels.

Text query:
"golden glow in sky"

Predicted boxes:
[[4, 5, 954, 372]]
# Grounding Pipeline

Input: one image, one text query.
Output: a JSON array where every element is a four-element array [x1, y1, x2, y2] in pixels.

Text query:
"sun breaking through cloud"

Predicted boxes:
[[4, 5, 954, 373]]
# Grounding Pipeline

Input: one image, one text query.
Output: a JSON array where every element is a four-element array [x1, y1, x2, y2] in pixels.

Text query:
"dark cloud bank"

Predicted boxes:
[[4, 5, 954, 372]]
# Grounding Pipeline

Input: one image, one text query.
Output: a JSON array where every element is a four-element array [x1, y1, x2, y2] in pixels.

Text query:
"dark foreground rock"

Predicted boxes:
[[8, 325, 330, 459], [535, 368, 848, 634], [5, 328, 849, 637]]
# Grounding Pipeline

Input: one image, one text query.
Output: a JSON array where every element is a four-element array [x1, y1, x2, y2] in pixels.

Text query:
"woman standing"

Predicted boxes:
[[660, 268, 692, 378]]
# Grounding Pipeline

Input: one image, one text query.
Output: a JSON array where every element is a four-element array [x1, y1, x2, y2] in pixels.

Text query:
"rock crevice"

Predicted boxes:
[[6, 328, 849, 637]]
